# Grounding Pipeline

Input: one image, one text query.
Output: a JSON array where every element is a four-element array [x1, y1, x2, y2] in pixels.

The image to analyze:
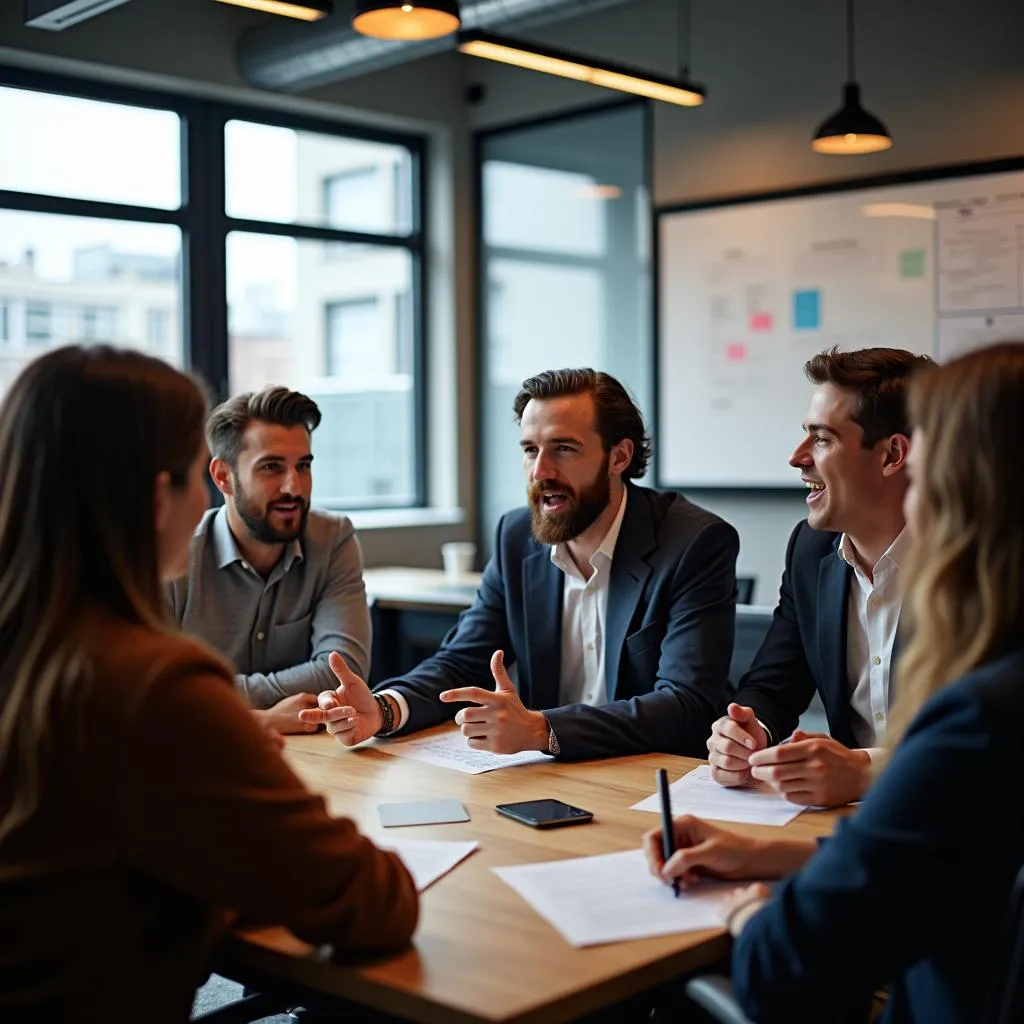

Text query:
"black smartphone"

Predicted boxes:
[[495, 798, 594, 829]]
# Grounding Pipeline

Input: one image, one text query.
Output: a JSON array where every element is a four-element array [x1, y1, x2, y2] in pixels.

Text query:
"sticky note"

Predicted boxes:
[[793, 289, 821, 330], [900, 249, 926, 279]]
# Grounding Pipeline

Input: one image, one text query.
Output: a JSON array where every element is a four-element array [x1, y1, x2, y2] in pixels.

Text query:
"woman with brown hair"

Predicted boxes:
[[645, 342, 1024, 1023], [0, 346, 417, 1022]]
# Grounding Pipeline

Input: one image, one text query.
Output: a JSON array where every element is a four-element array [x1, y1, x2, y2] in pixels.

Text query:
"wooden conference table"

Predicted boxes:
[[216, 729, 844, 1024]]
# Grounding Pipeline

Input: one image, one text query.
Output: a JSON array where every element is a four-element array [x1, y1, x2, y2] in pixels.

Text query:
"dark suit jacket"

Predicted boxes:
[[378, 484, 739, 760], [732, 646, 1024, 1024], [732, 520, 902, 748]]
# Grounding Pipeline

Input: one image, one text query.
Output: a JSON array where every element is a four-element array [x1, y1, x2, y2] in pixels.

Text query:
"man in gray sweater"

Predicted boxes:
[[169, 386, 371, 734]]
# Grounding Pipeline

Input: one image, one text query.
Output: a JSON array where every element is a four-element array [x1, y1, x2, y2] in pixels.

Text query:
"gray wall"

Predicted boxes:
[[5, 0, 1024, 587], [0, 0, 477, 570], [462, 0, 1024, 595]]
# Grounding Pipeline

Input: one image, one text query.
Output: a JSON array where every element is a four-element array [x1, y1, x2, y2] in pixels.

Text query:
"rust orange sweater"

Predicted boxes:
[[0, 609, 418, 1022]]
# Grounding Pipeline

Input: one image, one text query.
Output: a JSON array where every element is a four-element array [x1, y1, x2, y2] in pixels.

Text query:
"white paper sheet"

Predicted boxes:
[[383, 839, 479, 891], [630, 764, 804, 827], [493, 848, 734, 947], [380, 729, 550, 774]]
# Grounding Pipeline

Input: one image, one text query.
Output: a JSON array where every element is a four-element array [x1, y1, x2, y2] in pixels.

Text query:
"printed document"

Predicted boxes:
[[380, 729, 550, 774], [493, 848, 734, 947], [383, 839, 479, 891], [631, 764, 803, 826]]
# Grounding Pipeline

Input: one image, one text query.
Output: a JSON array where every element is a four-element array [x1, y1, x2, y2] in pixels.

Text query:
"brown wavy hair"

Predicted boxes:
[[206, 385, 321, 469], [0, 346, 208, 842], [889, 342, 1024, 744], [512, 368, 652, 480], [804, 346, 934, 447]]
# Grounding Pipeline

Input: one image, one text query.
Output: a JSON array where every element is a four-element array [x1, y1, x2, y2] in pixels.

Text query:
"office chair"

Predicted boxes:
[[984, 862, 1024, 1024], [735, 576, 756, 605], [684, 862, 1024, 1024], [191, 990, 289, 1023]]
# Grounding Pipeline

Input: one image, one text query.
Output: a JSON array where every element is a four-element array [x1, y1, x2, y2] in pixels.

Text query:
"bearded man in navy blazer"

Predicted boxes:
[[301, 368, 740, 761], [707, 347, 934, 808]]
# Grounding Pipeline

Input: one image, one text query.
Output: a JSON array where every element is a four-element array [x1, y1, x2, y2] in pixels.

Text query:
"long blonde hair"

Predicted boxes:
[[889, 342, 1024, 743], [0, 346, 208, 843]]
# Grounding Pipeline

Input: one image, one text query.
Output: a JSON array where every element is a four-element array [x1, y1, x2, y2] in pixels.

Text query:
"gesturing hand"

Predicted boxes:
[[439, 650, 550, 755], [748, 730, 871, 807], [297, 652, 383, 746], [706, 703, 768, 787]]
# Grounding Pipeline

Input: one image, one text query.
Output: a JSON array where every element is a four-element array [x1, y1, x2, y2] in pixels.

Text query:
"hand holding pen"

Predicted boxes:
[[656, 768, 681, 897]]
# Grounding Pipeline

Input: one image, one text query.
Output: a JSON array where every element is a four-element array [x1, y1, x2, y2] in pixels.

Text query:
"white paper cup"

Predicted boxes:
[[441, 541, 476, 581]]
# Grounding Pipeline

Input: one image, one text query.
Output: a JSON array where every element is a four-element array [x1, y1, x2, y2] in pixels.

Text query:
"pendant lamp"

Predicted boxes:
[[352, 0, 460, 40], [811, 0, 892, 155]]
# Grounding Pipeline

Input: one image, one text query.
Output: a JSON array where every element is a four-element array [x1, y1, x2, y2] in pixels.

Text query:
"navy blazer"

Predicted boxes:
[[378, 484, 739, 760], [732, 645, 1024, 1024], [732, 520, 902, 748]]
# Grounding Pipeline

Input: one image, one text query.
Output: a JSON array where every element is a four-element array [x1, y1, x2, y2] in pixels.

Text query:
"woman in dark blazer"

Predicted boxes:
[[644, 341, 1024, 1024]]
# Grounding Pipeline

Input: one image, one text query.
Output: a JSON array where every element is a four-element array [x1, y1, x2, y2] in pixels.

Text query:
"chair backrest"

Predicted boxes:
[[984, 862, 1024, 1024], [736, 575, 756, 605], [729, 605, 773, 684]]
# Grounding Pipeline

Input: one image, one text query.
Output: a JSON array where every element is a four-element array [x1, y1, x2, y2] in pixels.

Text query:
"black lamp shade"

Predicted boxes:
[[352, 0, 460, 39], [812, 82, 893, 154]]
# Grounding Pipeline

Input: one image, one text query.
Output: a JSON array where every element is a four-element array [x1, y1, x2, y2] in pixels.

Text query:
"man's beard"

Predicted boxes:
[[528, 457, 611, 545], [233, 480, 308, 544]]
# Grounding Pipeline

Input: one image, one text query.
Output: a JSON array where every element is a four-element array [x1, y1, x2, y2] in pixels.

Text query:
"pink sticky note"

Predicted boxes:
[[749, 312, 773, 332], [726, 343, 748, 362]]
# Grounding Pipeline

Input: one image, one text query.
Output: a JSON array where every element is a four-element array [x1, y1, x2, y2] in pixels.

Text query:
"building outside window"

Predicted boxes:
[[0, 74, 426, 512]]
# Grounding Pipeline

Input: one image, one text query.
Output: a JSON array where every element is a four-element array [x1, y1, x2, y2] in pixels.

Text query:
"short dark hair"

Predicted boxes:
[[804, 347, 934, 448], [206, 385, 321, 467], [512, 368, 651, 480]]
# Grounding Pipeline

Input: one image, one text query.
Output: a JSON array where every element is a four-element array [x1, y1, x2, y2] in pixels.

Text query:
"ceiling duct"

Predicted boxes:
[[237, 0, 640, 92], [24, 0, 134, 30]]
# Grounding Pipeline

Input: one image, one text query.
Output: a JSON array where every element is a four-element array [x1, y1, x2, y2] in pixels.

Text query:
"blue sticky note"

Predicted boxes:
[[793, 289, 821, 330]]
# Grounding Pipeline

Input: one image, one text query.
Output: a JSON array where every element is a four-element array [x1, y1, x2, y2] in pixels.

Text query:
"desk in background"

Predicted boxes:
[[364, 567, 772, 686], [365, 567, 482, 684], [216, 731, 845, 1024]]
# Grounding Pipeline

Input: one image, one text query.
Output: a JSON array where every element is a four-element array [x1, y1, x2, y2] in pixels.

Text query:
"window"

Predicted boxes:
[[478, 103, 653, 551], [0, 78, 184, 395], [0, 86, 180, 209], [225, 121, 414, 236], [25, 303, 52, 343], [0, 71, 425, 511], [326, 297, 383, 375], [81, 306, 118, 342], [146, 308, 169, 348], [224, 119, 423, 509]]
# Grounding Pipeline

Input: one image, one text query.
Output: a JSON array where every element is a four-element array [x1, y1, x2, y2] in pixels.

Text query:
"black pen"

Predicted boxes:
[[657, 768, 680, 898]]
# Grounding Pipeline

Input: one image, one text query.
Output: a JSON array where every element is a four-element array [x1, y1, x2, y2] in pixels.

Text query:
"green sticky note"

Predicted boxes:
[[900, 249, 925, 279]]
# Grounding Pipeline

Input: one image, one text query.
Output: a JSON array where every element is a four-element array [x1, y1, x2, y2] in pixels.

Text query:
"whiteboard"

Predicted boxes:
[[657, 165, 1024, 488]]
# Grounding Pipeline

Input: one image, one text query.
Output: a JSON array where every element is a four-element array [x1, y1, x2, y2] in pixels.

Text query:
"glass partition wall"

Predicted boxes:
[[477, 101, 653, 554]]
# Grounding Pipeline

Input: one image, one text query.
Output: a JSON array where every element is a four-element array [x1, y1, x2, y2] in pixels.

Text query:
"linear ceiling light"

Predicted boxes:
[[811, 0, 891, 154], [457, 30, 705, 108], [214, 0, 331, 21], [352, 0, 460, 40]]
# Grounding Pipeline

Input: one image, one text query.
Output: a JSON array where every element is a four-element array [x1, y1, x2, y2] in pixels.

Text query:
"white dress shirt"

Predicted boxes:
[[838, 529, 908, 751], [550, 487, 629, 708], [381, 490, 628, 733]]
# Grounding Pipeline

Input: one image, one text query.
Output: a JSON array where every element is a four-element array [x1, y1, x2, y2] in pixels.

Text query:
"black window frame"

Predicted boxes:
[[0, 66, 429, 509]]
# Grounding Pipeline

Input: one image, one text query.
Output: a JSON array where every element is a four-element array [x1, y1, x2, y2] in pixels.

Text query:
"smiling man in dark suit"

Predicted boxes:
[[301, 367, 739, 761], [707, 347, 934, 808]]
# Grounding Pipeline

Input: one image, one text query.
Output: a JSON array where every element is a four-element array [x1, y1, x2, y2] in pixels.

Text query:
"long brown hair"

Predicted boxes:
[[889, 342, 1024, 743], [0, 345, 208, 842]]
